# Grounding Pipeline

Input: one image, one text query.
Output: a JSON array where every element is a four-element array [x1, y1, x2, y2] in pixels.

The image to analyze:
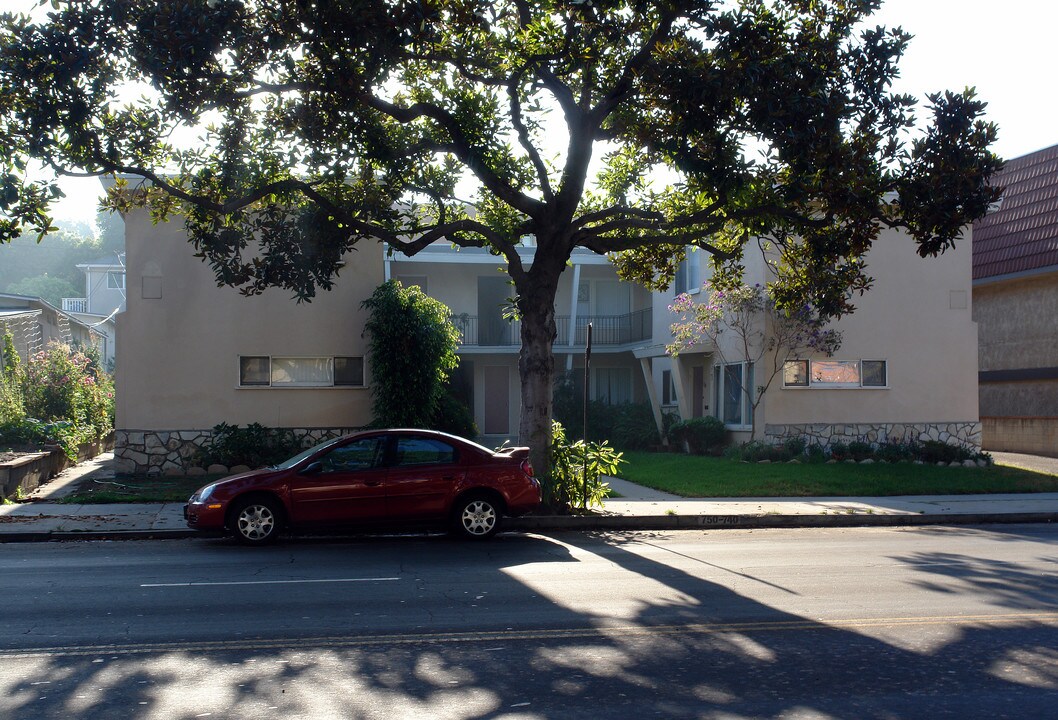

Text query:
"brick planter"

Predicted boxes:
[[1, 451, 59, 500], [0, 435, 114, 501]]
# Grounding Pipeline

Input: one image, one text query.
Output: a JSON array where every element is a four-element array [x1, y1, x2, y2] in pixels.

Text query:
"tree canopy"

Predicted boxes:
[[0, 0, 1002, 472]]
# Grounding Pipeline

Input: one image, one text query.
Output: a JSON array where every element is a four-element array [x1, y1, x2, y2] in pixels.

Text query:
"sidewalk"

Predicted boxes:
[[1, 452, 1056, 541]]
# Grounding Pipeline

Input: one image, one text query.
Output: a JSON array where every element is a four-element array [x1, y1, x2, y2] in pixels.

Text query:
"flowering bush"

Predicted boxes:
[[668, 283, 842, 440], [5, 342, 115, 455], [0, 330, 26, 426]]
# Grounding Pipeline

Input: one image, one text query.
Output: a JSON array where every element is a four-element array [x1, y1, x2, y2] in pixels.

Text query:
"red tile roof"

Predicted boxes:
[[973, 143, 1058, 280]]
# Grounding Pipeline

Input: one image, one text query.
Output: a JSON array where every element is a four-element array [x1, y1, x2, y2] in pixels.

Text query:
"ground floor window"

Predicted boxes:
[[662, 369, 677, 406], [783, 359, 887, 388], [713, 361, 753, 428], [594, 367, 632, 405], [239, 356, 365, 388]]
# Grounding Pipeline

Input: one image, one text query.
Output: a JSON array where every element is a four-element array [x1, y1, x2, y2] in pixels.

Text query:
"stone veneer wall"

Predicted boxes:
[[764, 422, 982, 452], [113, 427, 363, 475]]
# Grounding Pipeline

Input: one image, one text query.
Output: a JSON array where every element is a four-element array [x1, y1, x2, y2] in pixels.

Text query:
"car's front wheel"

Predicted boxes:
[[230, 496, 284, 545], [452, 494, 502, 540]]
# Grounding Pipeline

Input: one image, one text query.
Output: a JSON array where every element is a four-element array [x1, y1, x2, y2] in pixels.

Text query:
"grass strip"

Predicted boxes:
[[617, 452, 1058, 497]]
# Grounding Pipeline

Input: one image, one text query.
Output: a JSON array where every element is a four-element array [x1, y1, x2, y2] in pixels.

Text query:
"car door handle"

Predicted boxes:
[[443, 475, 457, 481], [364, 480, 382, 487]]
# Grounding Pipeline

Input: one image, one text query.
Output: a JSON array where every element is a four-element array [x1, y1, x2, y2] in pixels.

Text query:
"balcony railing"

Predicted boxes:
[[62, 298, 88, 313], [454, 308, 652, 347]]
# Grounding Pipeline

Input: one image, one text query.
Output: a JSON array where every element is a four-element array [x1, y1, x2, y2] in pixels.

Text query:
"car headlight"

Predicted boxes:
[[194, 483, 219, 503]]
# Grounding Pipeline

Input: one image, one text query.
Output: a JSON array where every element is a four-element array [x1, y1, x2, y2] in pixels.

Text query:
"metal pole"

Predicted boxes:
[[582, 322, 592, 510]]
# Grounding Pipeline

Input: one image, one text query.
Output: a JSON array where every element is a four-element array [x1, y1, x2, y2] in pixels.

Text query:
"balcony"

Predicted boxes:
[[62, 298, 88, 313], [453, 308, 652, 347]]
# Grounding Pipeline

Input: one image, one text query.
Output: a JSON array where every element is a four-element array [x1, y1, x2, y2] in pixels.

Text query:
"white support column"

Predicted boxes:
[[383, 246, 392, 282], [639, 357, 666, 442], [672, 355, 691, 420], [565, 261, 582, 372]]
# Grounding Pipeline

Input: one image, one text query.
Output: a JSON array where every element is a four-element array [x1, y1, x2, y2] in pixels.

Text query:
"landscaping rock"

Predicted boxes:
[[860, 459, 874, 465], [187, 467, 207, 477], [758, 460, 771, 464], [977, 459, 989, 468], [963, 459, 978, 468], [163, 468, 184, 477], [230, 465, 251, 474], [207, 464, 229, 474]]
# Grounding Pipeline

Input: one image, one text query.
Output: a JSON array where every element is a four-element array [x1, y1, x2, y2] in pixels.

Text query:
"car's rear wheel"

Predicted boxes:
[[452, 494, 502, 540], [230, 496, 283, 545]]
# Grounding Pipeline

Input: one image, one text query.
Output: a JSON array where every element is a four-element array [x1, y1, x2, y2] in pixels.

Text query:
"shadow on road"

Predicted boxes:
[[4, 529, 1058, 718]]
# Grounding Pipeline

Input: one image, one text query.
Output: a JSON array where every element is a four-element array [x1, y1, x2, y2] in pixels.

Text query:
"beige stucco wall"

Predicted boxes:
[[115, 211, 383, 430], [712, 228, 978, 431]]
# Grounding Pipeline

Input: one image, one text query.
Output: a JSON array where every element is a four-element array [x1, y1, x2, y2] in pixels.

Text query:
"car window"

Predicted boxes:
[[393, 437, 457, 467], [319, 438, 383, 473]]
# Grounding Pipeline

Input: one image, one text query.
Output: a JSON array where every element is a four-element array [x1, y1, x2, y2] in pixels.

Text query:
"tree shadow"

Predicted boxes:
[[4, 530, 1058, 718]]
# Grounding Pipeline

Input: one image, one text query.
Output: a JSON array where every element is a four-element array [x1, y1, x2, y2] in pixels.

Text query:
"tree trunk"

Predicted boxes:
[[516, 270, 560, 484]]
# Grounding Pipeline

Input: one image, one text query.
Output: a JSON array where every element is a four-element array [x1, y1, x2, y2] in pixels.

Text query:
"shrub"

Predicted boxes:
[[919, 440, 975, 464], [551, 372, 659, 450], [610, 403, 661, 451], [805, 443, 827, 463], [545, 421, 624, 512], [199, 422, 308, 469], [782, 436, 807, 457], [1, 338, 115, 457], [362, 280, 461, 428], [829, 440, 849, 461], [876, 440, 919, 463], [727, 440, 791, 462], [668, 416, 726, 455], [847, 440, 873, 462], [430, 386, 478, 439], [0, 418, 81, 456], [0, 373, 24, 426]]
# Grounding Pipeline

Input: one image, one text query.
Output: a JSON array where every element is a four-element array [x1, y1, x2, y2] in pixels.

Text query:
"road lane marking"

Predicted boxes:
[[140, 577, 400, 588], [3, 611, 1058, 659]]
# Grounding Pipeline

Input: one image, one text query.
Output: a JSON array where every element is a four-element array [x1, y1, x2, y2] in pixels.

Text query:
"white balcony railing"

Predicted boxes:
[[62, 298, 88, 313]]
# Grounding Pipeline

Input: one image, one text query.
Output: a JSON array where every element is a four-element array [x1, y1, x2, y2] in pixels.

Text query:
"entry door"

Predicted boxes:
[[483, 365, 510, 435], [288, 436, 388, 525], [693, 366, 705, 418]]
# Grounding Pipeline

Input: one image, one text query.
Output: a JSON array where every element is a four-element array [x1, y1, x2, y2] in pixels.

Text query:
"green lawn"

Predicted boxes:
[[617, 452, 1058, 497]]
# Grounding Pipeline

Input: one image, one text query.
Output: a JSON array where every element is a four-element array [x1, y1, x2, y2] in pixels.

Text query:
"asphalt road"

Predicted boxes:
[[2, 525, 1057, 719]]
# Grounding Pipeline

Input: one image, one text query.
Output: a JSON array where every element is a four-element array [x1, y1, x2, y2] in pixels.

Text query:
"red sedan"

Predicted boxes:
[[184, 429, 541, 544]]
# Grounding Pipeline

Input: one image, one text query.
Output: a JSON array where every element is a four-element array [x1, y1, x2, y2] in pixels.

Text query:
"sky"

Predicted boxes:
[[3, 0, 1055, 228]]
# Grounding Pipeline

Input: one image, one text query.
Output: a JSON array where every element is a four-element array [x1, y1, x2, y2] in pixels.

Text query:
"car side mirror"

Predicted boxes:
[[301, 461, 323, 476]]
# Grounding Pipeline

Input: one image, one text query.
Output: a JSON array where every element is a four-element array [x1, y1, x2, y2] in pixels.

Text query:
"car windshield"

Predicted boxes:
[[271, 437, 345, 470]]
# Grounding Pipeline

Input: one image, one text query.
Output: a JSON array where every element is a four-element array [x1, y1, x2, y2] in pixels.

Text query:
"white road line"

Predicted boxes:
[[141, 577, 400, 588]]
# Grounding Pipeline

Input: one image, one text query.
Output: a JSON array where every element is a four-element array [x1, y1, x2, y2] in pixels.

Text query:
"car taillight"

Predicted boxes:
[[520, 459, 534, 477]]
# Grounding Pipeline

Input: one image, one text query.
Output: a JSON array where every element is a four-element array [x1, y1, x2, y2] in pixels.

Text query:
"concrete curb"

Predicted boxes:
[[0, 512, 1056, 543]]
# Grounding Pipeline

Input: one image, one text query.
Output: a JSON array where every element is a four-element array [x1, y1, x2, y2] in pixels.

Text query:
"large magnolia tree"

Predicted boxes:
[[0, 0, 1001, 474]]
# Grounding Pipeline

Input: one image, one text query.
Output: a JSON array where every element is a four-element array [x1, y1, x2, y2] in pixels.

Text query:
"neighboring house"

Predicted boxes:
[[61, 251, 126, 367], [115, 204, 979, 473], [972, 144, 1058, 457], [0, 292, 100, 363]]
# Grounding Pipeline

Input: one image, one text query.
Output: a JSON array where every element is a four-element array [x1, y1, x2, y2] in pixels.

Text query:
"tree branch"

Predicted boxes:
[[357, 93, 545, 219], [507, 71, 554, 202]]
